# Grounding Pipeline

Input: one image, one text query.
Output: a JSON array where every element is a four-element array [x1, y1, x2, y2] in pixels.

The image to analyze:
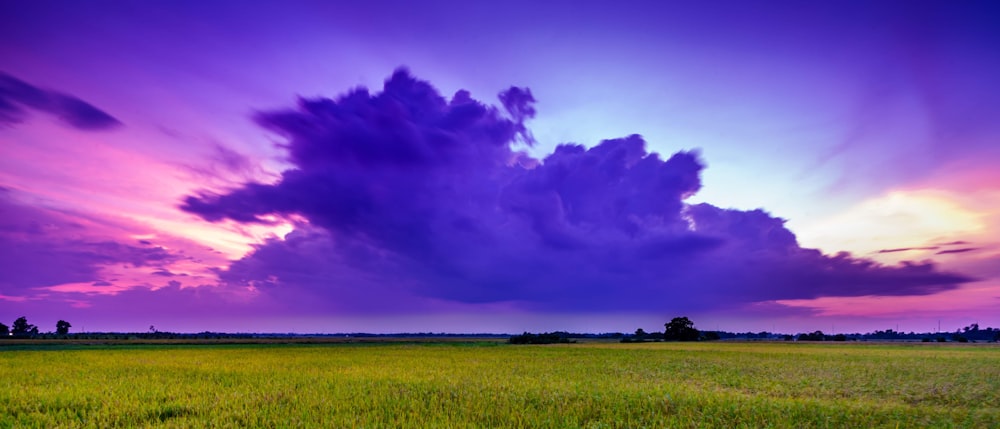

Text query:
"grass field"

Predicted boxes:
[[1, 341, 998, 428]]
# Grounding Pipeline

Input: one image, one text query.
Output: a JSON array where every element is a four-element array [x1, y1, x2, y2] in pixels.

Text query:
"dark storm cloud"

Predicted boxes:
[[181, 69, 973, 313], [0, 72, 121, 130]]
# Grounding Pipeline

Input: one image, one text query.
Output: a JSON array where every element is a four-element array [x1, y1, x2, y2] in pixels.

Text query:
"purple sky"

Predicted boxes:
[[2, 1, 1000, 334]]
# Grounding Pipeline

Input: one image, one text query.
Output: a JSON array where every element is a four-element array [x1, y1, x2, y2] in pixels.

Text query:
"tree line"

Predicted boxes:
[[511, 317, 716, 344], [789, 324, 1000, 343], [621, 316, 718, 342], [620, 321, 1000, 343], [0, 317, 71, 338], [6, 314, 999, 343]]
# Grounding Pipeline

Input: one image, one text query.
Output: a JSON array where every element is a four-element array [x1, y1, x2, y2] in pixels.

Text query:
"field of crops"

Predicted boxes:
[[1, 341, 998, 428]]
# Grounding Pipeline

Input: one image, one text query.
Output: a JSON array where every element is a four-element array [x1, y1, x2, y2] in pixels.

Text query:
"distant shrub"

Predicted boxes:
[[798, 331, 826, 341], [509, 332, 575, 344]]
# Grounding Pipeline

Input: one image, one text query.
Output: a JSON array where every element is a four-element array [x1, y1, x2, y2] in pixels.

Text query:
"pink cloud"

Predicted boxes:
[[776, 280, 1000, 323], [0, 189, 229, 301]]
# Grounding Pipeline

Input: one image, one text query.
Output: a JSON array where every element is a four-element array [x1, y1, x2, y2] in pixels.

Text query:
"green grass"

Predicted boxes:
[[1, 342, 997, 427]]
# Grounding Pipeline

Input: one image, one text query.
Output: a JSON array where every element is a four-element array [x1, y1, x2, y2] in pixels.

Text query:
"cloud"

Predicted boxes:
[[937, 241, 970, 246], [936, 248, 978, 255], [180, 68, 973, 314], [0, 190, 216, 297], [0, 200, 166, 293], [3, 282, 259, 332], [180, 143, 271, 188], [878, 247, 939, 254], [0, 72, 121, 130]]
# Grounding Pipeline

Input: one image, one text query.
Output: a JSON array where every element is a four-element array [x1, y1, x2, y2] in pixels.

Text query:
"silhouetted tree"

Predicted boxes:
[[12, 316, 37, 338], [0, 322, 8, 337], [56, 320, 72, 335], [664, 317, 700, 341], [701, 331, 721, 341]]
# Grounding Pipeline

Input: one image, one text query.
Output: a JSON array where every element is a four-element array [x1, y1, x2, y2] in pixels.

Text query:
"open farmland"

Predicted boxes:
[[1, 341, 998, 428]]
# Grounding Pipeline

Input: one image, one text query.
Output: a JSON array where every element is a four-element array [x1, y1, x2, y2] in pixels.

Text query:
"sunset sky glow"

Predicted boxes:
[[2, 1, 999, 334]]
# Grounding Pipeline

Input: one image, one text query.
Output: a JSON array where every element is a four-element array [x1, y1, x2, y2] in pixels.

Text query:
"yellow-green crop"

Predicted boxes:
[[1, 341, 998, 428]]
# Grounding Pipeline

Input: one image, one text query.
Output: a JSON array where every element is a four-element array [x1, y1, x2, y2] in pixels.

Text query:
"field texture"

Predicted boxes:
[[1, 341, 998, 428]]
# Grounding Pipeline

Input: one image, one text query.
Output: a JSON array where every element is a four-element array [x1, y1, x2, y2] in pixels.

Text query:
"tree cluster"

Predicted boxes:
[[623, 316, 710, 342], [795, 324, 1000, 342], [664, 317, 701, 341], [508, 331, 575, 344], [0, 317, 71, 338], [797, 331, 829, 341]]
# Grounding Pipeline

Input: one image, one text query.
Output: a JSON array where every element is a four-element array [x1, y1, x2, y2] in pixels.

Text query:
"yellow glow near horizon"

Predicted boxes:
[[795, 189, 986, 259], [129, 214, 298, 261]]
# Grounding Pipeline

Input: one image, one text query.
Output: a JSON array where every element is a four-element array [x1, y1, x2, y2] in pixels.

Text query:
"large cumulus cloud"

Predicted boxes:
[[181, 69, 972, 314]]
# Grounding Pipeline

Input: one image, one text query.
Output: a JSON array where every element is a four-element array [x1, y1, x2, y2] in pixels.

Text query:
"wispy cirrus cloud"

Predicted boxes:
[[0, 72, 121, 130]]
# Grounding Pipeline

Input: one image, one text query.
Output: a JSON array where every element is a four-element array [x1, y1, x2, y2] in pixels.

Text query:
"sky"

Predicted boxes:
[[2, 0, 999, 334]]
